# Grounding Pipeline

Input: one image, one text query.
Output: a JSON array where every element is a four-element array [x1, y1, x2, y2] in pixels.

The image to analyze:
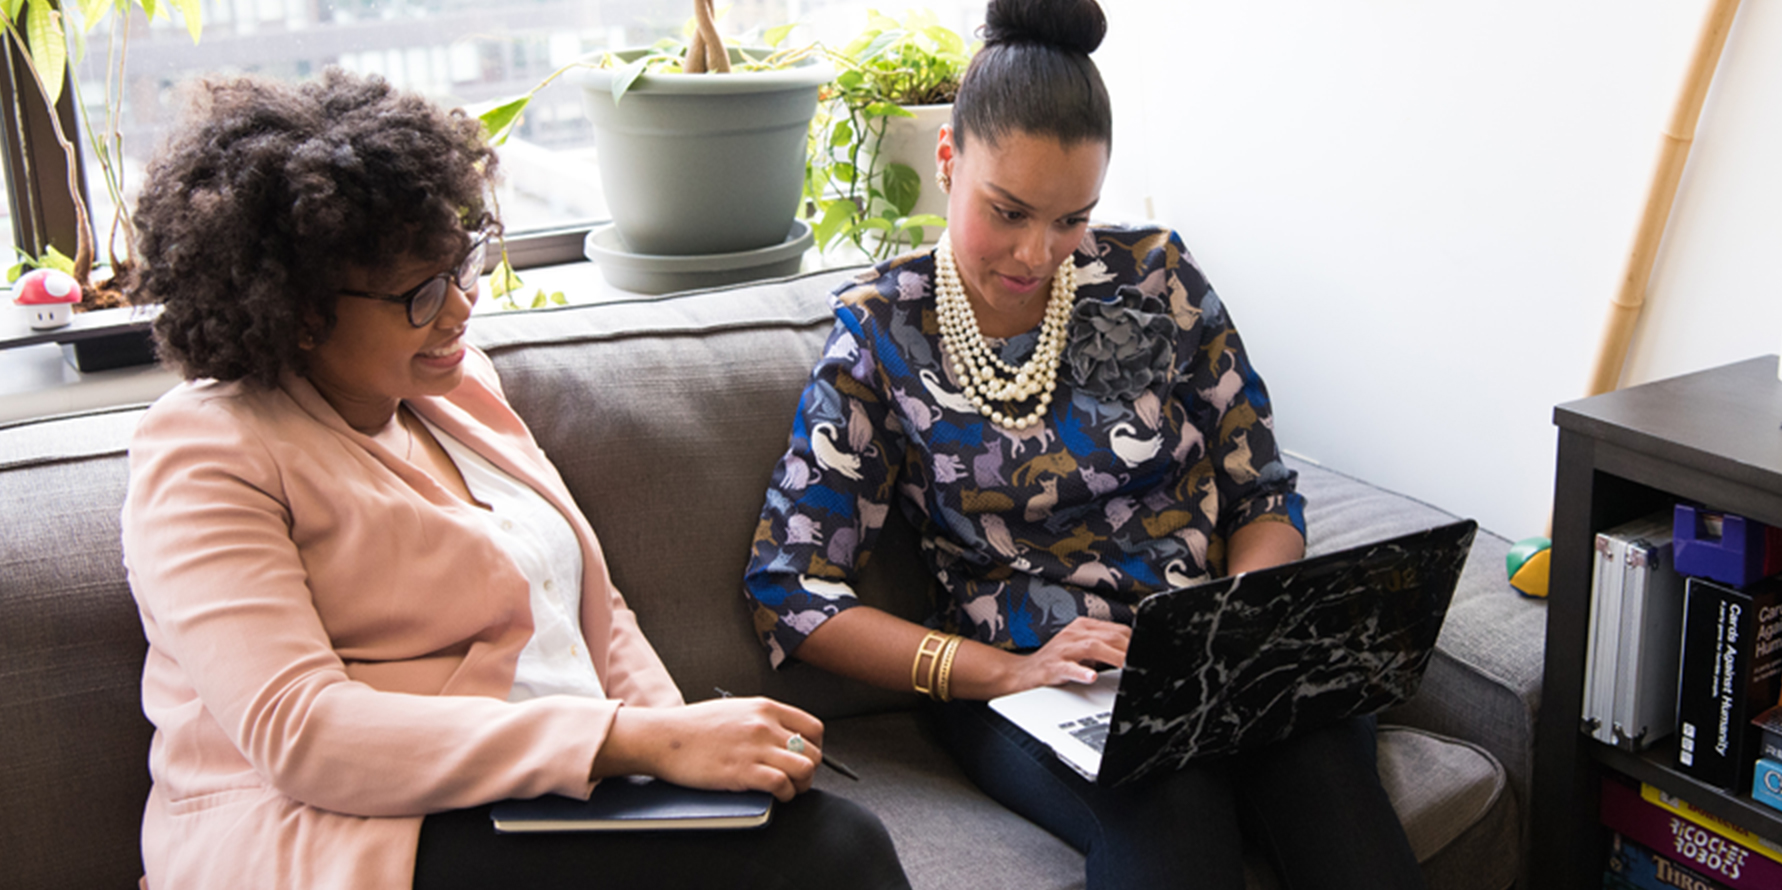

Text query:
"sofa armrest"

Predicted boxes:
[[1289, 454, 1545, 818], [1385, 562, 1545, 821]]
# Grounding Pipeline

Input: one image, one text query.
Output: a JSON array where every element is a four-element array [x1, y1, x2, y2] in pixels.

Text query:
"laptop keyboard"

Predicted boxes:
[[1060, 710, 1113, 752]]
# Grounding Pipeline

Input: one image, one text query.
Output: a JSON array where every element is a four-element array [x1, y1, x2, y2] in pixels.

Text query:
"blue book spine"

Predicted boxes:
[[1604, 832, 1733, 890], [1753, 758, 1782, 813]]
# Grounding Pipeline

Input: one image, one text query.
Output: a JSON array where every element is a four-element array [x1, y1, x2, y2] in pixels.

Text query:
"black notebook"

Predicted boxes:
[[490, 776, 774, 832], [991, 519, 1476, 787]]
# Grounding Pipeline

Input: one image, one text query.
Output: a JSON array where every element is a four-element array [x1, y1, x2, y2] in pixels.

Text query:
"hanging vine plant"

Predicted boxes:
[[805, 9, 973, 261]]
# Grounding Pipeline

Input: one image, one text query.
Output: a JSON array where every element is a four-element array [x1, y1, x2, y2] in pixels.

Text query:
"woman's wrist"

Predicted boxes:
[[590, 705, 662, 781], [947, 641, 1024, 701]]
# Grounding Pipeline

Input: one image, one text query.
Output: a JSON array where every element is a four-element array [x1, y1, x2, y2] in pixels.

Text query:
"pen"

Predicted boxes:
[[713, 687, 860, 781]]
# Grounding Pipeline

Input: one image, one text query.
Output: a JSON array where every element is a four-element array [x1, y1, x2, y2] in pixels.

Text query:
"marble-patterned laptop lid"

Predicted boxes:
[[1099, 519, 1478, 787]]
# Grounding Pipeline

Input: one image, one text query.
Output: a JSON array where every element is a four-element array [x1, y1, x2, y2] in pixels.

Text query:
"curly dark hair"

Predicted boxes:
[[129, 68, 500, 386]]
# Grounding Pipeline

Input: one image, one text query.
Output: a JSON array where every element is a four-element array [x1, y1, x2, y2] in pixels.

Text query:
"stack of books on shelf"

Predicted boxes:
[[1600, 775, 1782, 889], [1582, 504, 1782, 875]]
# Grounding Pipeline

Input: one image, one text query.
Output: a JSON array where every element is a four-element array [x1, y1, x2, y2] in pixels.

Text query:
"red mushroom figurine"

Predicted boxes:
[[13, 269, 82, 330]]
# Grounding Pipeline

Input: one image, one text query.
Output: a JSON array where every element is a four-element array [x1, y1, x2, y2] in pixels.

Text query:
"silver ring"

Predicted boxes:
[[786, 733, 806, 755]]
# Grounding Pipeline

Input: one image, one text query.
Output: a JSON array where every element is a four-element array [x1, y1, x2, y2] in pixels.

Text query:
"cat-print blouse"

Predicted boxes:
[[744, 225, 1304, 666]]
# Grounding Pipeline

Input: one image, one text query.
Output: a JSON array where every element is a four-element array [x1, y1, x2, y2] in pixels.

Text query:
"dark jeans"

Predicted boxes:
[[413, 788, 910, 890], [929, 700, 1426, 890]]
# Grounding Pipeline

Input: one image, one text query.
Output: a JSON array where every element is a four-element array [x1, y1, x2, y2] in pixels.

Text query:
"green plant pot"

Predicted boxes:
[[584, 220, 814, 295], [580, 49, 833, 256]]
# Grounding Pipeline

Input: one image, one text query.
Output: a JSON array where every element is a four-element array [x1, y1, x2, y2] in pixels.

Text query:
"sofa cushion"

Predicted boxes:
[[0, 408, 152, 890], [814, 714, 1514, 890]]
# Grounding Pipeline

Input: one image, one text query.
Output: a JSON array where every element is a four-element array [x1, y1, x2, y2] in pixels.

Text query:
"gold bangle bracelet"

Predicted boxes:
[[935, 634, 964, 702], [911, 631, 949, 698]]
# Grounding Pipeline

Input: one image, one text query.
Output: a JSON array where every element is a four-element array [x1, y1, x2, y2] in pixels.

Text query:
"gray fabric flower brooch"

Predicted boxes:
[[1065, 285, 1178, 403]]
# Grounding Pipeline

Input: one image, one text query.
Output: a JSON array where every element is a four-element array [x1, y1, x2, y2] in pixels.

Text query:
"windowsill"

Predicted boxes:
[[0, 240, 879, 426]]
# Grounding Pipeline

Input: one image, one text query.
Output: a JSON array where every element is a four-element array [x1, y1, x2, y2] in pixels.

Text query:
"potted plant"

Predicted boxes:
[[805, 8, 973, 261], [473, 0, 830, 294], [0, 0, 203, 368], [1, 0, 205, 309], [479, 1, 829, 255]]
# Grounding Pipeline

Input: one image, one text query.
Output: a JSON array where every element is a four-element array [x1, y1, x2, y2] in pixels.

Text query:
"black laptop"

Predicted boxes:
[[989, 519, 1477, 787]]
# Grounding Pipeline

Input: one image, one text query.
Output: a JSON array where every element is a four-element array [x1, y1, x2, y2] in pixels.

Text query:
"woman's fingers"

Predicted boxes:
[[1015, 617, 1134, 687], [605, 698, 827, 799], [762, 699, 826, 750], [710, 698, 822, 797]]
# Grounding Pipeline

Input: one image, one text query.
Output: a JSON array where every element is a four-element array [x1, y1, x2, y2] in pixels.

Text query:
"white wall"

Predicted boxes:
[[1094, 0, 1782, 540]]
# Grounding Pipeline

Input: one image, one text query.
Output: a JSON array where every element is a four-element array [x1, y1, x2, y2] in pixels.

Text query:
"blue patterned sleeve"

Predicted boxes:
[[743, 306, 908, 668], [1164, 232, 1307, 543]]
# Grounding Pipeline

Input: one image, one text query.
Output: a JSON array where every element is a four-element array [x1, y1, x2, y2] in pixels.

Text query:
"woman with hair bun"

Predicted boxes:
[[745, 1, 1425, 887]]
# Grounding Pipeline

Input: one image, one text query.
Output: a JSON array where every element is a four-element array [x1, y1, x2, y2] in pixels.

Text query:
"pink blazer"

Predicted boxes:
[[121, 348, 684, 890]]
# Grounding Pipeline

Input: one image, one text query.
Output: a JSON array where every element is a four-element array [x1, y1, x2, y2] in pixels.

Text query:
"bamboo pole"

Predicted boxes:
[[1585, 0, 1742, 397]]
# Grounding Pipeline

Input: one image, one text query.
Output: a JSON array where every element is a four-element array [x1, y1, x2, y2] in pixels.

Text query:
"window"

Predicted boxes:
[[0, 171, 12, 272], [4, 0, 983, 271]]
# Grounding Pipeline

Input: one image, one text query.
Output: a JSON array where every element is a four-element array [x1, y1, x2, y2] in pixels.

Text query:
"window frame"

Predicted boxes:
[[0, 32, 592, 277], [0, 33, 89, 270]]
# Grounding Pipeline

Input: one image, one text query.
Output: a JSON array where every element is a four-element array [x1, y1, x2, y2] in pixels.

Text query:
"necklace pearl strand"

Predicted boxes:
[[934, 233, 1077, 430]]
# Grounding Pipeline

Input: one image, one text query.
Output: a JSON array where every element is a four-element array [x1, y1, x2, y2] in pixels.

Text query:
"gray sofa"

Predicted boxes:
[[0, 266, 1546, 889]]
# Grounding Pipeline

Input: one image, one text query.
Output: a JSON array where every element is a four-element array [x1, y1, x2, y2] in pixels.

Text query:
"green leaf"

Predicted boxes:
[[168, 0, 200, 41], [489, 258, 522, 299], [812, 199, 858, 250], [137, 0, 161, 21], [468, 95, 531, 146], [6, 262, 24, 283], [835, 69, 864, 91], [25, 0, 66, 106], [39, 244, 75, 274], [610, 55, 651, 105], [881, 163, 920, 217], [76, 0, 107, 32], [858, 217, 893, 233], [828, 119, 854, 148], [925, 25, 965, 57], [764, 23, 795, 48], [2, 0, 24, 25], [862, 101, 913, 120], [859, 30, 904, 63], [903, 213, 947, 229]]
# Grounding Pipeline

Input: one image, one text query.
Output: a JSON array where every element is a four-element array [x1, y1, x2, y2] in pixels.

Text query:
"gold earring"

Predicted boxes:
[[935, 170, 951, 193]]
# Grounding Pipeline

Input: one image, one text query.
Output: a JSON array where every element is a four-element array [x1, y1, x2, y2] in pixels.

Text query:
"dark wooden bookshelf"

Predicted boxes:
[[1530, 355, 1782, 889]]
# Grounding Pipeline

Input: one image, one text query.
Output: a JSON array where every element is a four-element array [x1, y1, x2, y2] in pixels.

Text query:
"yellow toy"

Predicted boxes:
[[1507, 536, 1551, 598]]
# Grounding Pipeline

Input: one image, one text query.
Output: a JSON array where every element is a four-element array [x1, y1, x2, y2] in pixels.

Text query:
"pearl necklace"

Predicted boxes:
[[934, 232, 1077, 430]]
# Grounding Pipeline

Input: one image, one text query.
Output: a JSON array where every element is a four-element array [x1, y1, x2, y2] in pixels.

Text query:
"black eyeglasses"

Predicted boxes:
[[338, 231, 492, 327]]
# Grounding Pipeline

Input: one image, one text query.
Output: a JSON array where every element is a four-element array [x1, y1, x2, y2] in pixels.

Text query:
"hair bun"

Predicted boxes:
[[982, 0, 1107, 55]]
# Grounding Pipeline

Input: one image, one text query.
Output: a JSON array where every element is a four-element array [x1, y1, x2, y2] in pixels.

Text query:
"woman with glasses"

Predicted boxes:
[[120, 70, 908, 890]]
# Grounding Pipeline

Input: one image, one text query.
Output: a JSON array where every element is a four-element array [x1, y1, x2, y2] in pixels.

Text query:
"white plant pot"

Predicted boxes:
[[866, 103, 952, 244]]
